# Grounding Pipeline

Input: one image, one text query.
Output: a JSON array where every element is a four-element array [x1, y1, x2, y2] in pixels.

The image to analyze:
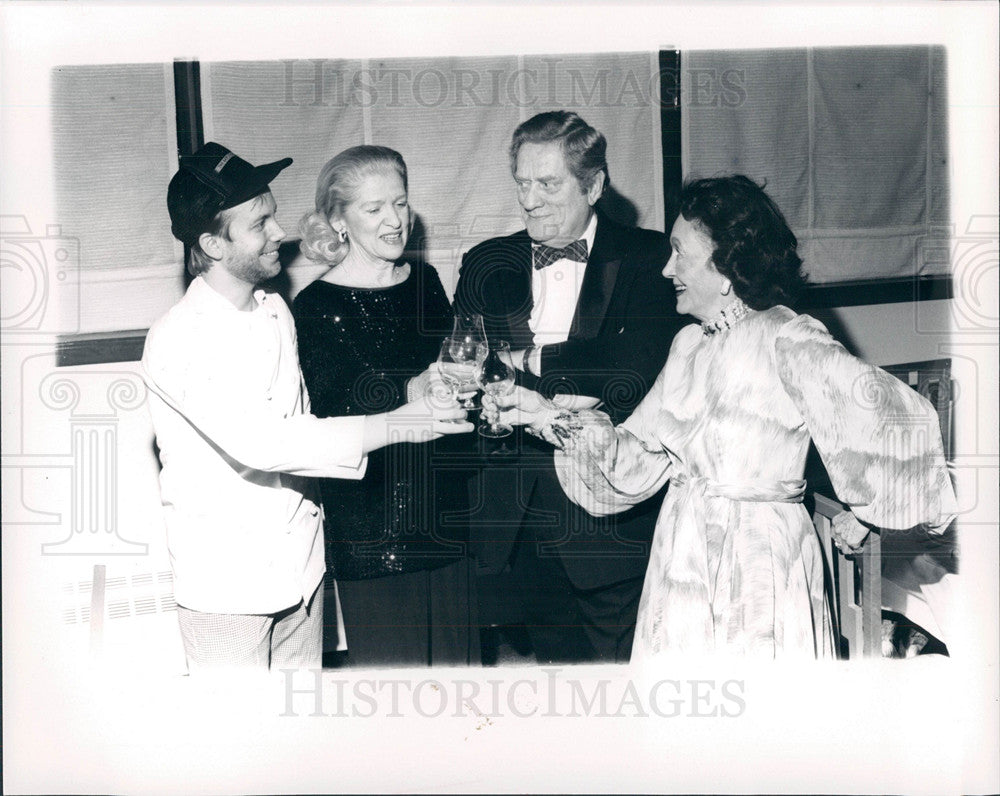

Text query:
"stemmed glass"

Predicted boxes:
[[438, 337, 482, 419], [447, 335, 487, 411], [477, 341, 515, 439], [450, 313, 487, 409], [452, 313, 487, 350]]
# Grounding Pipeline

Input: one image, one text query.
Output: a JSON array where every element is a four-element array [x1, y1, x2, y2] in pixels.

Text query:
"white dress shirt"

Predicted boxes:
[[528, 212, 598, 368], [141, 276, 368, 614]]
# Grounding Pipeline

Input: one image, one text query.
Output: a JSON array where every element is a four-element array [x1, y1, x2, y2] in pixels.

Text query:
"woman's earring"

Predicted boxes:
[[337, 228, 347, 244], [721, 280, 732, 296]]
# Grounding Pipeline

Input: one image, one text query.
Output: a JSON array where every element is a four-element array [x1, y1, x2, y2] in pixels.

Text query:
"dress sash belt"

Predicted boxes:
[[670, 472, 806, 504], [659, 472, 808, 652]]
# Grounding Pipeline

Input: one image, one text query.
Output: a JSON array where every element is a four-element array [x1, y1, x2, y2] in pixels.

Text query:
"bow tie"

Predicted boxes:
[[533, 239, 588, 270]]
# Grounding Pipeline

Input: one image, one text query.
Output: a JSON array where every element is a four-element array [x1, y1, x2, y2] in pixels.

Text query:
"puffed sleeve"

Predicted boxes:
[[548, 328, 699, 516], [774, 313, 957, 532]]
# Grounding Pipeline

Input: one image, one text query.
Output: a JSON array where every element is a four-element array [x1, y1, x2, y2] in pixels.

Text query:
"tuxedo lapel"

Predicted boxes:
[[493, 232, 535, 349], [570, 214, 621, 340]]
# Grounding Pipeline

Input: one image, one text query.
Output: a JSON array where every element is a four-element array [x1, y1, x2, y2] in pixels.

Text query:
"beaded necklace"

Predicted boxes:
[[701, 297, 752, 336]]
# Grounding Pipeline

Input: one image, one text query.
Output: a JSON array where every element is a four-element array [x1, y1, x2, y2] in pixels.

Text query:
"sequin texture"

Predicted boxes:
[[292, 262, 469, 580]]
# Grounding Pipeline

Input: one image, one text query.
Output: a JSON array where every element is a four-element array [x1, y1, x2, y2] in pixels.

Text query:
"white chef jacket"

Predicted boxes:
[[141, 276, 368, 614]]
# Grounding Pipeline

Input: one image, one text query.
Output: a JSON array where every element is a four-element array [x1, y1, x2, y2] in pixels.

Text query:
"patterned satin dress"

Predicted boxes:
[[550, 305, 957, 661]]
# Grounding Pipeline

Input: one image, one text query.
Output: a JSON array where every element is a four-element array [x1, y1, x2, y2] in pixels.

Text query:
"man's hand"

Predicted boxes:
[[406, 362, 476, 404], [364, 393, 472, 452]]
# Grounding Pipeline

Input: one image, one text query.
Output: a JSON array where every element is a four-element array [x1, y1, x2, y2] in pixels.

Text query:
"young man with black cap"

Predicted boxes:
[[142, 142, 471, 672]]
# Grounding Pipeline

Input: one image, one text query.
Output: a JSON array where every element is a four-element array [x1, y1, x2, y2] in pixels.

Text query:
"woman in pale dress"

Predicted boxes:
[[490, 175, 957, 661]]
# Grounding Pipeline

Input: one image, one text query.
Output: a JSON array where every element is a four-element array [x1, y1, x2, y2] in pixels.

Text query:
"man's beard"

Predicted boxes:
[[226, 249, 280, 284]]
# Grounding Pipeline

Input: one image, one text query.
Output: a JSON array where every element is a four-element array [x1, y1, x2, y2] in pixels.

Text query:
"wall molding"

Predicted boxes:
[[55, 274, 953, 367], [798, 273, 952, 309], [56, 329, 148, 368]]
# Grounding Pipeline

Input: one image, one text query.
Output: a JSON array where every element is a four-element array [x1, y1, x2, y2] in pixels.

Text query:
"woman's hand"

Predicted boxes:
[[830, 509, 872, 555], [481, 385, 554, 429]]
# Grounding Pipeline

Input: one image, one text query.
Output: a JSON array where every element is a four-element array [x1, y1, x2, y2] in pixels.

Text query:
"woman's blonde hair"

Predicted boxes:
[[299, 145, 409, 266]]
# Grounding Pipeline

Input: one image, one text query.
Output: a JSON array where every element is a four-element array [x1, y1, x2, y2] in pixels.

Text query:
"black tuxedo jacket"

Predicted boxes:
[[455, 212, 687, 590]]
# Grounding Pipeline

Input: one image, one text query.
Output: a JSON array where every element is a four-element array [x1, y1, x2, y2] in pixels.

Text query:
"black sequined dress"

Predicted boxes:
[[292, 261, 469, 582]]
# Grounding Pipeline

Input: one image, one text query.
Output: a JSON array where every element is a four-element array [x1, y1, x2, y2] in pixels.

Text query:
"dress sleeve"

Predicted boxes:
[[548, 333, 686, 517], [775, 313, 957, 532]]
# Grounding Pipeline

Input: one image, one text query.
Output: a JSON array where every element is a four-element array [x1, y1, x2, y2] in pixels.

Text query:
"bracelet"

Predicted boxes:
[[526, 406, 567, 448], [523, 345, 536, 375]]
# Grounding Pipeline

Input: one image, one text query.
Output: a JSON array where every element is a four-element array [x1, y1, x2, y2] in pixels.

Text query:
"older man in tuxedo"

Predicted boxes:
[[455, 111, 685, 663]]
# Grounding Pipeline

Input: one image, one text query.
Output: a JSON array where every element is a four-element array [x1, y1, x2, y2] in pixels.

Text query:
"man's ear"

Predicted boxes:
[[198, 231, 224, 261], [587, 171, 606, 206]]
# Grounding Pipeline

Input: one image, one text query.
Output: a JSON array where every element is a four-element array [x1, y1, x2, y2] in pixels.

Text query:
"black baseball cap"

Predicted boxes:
[[167, 142, 293, 245]]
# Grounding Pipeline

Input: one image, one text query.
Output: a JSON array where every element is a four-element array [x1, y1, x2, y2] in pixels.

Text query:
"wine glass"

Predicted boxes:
[[452, 312, 487, 350], [477, 341, 515, 439], [451, 313, 487, 409], [447, 337, 486, 410], [437, 337, 478, 421]]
